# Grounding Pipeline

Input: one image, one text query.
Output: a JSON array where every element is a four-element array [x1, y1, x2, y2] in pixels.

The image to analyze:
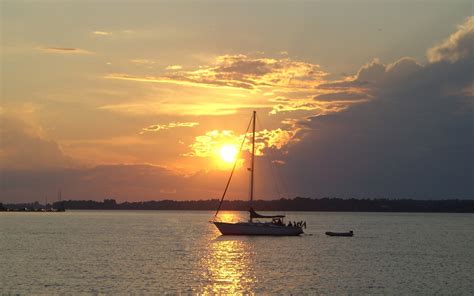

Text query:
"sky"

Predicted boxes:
[[1, 0, 473, 202]]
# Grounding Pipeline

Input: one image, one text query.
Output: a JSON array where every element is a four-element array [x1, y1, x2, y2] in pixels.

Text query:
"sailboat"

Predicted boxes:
[[212, 111, 304, 236]]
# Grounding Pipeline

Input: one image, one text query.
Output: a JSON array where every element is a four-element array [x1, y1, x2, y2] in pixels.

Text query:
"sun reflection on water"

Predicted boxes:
[[215, 211, 246, 223], [200, 237, 256, 294]]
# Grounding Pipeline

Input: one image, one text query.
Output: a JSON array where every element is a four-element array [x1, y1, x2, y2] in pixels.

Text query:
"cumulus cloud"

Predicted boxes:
[[186, 128, 296, 159], [318, 57, 424, 94], [0, 114, 76, 170], [141, 122, 199, 133], [427, 16, 474, 63], [281, 18, 474, 198]]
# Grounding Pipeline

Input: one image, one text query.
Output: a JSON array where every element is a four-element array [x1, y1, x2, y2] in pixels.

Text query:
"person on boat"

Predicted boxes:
[[303, 221, 307, 229], [288, 221, 292, 227]]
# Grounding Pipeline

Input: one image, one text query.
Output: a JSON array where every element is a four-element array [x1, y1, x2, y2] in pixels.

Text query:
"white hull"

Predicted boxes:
[[214, 221, 303, 236]]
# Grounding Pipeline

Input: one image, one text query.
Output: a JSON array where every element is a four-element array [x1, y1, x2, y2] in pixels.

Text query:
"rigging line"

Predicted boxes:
[[255, 116, 283, 199], [213, 114, 253, 221]]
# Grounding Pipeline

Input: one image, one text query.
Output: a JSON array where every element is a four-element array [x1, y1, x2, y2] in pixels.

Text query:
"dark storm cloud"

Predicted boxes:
[[282, 19, 474, 199]]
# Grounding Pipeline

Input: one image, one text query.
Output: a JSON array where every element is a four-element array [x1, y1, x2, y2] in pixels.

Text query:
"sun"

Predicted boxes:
[[219, 144, 238, 163]]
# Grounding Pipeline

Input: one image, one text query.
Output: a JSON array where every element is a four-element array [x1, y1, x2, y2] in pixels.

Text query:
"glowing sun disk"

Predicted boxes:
[[220, 144, 238, 163]]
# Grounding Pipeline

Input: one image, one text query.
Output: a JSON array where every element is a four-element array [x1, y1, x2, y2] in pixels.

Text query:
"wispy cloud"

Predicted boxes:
[[269, 98, 364, 115], [98, 102, 252, 116], [106, 54, 328, 91], [130, 59, 156, 65], [92, 31, 111, 36], [166, 65, 183, 70], [141, 122, 199, 133], [103, 53, 366, 119], [37, 47, 92, 54]]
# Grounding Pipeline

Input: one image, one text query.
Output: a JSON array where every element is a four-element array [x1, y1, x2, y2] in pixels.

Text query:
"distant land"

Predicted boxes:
[[2, 197, 474, 213]]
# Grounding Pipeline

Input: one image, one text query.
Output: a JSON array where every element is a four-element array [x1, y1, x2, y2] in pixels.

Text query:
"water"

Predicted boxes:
[[1, 211, 473, 294]]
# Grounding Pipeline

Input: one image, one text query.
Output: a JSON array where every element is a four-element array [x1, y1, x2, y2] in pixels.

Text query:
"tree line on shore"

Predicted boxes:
[[2, 197, 474, 212]]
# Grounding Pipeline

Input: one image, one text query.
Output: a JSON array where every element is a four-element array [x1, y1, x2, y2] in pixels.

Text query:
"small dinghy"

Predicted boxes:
[[325, 230, 354, 237]]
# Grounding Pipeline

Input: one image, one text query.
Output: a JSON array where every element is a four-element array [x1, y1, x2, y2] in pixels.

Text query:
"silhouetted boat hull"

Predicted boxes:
[[214, 221, 303, 236], [325, 231, 353, 237]]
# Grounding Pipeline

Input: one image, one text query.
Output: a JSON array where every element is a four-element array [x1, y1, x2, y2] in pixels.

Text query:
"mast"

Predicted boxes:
[[249, 110, 256, 222], [213, 114, 253, 220]]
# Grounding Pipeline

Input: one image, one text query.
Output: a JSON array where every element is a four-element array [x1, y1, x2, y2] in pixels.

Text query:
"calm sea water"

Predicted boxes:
[[1, 211, 473, 294]]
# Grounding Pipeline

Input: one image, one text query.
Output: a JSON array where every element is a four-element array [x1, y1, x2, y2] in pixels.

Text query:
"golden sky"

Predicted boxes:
[[1, 1, 473, 202]]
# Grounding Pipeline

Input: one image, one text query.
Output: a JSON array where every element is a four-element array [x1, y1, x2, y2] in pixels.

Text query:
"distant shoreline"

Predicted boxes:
[[2, 197, 474, 213]]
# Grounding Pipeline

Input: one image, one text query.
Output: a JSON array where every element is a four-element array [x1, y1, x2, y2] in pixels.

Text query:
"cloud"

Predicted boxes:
[[104, 54, 365, 119], [269, 97, 365, 115], [0, 113, 77, 170], [0, 164, 259, 202], [130, 59, 156, 65], [427, 16, 474, 63], [92, 31, 111, 36], [37, 47, 92, 54], [98, 101, 251, 116], [186, 128, 297, 159], [141, 122, 199, 133], [313, 92, 370, 102], [279, 18, 474, 198], [166, 65, 183, 70], [4, 19, 472, 201], [106, 54, 327, 90], [318, 57, 424, 93], [0, 164, 184, 202]]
